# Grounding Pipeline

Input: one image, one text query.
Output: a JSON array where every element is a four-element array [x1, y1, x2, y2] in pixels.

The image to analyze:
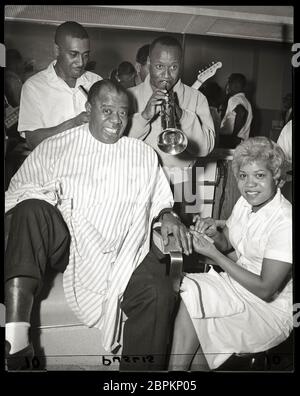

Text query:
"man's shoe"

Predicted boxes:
[[5, 340, 35, 371]]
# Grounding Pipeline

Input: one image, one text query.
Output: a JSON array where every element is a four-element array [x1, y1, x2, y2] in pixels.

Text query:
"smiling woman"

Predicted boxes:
[[232, 137, 284, 212], [169, 136, 293, 371]]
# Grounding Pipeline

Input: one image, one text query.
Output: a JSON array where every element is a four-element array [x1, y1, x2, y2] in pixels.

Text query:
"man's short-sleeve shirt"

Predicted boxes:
[[18, 60, 102, 137]]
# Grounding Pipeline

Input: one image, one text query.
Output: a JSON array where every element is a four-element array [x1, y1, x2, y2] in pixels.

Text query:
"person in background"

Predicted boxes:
[[115, 61, 137, 89], [135, 44, 150, 85], [219, 73, 253, 148], [23, 58, 38, 82], [4, 49, 29, 189], [4, 49, 24, 108], [5, 79, 192, 372], [169, 137, 292, 371], [277, 119, 292, 203], [199, 81, 224, 147], [282, 93, 292, 125], [109, 68, 118, 84], [277, 120, 292, 166], [128, 35, 215, 225], [18, 21, 102, 151]]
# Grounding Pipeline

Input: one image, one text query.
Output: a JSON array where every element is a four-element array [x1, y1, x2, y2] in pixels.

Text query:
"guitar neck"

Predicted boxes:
[[191, 80, 202, 90], [191, 61, 222, 91]]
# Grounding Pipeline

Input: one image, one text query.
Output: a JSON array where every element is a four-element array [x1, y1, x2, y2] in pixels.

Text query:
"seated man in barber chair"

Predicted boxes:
[[169, 137, 293, 371], [5, 79, 192, 371]]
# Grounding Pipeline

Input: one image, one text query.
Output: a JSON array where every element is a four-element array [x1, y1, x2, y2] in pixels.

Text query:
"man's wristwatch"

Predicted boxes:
[[158, 208, 180, 222]]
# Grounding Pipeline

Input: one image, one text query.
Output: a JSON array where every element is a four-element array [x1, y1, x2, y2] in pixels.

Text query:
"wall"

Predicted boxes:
[[4, 21, 175, 77], [5, 21, 292, 137]]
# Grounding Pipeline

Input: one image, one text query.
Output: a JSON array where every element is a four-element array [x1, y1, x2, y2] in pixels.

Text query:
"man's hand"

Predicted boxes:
[[141, 89, 168, 121], [161, 213, 193, 256], [72, 111, 90, 128]]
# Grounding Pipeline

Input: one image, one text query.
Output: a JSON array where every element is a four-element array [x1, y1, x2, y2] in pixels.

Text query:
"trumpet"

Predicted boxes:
[[157, 83, 188, 155]]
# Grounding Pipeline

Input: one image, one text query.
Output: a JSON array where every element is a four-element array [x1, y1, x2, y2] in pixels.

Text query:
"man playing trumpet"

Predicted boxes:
[[128, 35, 215, 222]]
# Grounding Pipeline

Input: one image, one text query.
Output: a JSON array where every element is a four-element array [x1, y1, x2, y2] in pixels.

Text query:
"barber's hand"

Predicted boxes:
[[72, 111, 90, 127], [161, 213, 193, 256], [190, 229, 217, 257], [141, 89, 168, 121], [192, 216, 218, 237]]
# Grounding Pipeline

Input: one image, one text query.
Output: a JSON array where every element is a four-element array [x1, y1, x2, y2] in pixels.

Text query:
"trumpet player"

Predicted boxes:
[[128, 35, 215, 222]]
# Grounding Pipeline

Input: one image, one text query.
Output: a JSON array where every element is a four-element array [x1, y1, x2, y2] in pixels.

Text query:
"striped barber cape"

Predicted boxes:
[[5, 123, 174, 352]]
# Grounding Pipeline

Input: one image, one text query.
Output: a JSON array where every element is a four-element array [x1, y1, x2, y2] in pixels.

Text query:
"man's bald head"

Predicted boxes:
[[87, 79, 129, 106]]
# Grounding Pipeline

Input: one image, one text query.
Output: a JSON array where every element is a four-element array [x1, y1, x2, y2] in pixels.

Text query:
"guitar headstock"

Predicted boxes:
[[197, 61, 222, 84]]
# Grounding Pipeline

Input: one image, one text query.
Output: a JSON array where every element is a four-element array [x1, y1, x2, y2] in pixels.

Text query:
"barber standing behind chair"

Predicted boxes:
[[128, 35, 215, 224], [219, 73, 253, 148], [18, 21, 102, 151]]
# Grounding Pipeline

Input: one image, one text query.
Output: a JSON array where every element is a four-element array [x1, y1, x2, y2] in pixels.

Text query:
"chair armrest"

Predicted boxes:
[[152, 226, 183, 293], [152, 227, 182, 254]]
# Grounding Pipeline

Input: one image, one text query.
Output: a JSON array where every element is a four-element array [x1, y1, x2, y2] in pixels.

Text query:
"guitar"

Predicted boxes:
[[191, 61, 222, 90], [5, 104, 20, 130]]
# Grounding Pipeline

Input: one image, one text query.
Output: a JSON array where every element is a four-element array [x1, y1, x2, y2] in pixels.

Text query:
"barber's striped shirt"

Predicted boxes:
[[5, 123, 173, 351]]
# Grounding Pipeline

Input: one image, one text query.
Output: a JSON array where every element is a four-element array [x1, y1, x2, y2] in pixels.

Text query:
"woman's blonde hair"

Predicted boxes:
[[232, 137, 286, 181]]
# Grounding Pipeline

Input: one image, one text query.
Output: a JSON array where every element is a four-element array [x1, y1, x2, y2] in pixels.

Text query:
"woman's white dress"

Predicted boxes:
[[181, 189, 293, 369]]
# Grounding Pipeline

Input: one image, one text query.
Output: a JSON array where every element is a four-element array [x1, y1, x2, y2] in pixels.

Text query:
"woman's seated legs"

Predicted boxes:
[[168, 300, 209, 371]]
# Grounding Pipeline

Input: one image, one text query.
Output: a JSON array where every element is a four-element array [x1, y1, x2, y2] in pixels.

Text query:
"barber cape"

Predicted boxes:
[[5, 123, 173, 352]]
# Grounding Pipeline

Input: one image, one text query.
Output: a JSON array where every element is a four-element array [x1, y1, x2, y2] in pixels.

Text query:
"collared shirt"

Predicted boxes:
[[18, 61, 102, 137], [277, 120, 292, 164], [128, 74, 215, 182], [5, 123, 173, 352], [220, 92, 253, 140]]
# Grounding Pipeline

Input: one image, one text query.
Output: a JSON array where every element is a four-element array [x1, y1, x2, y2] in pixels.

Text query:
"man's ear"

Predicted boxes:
[[85, 101, 92, 114], [54, 43, 60, 59], [147, 56, 150, 67], [135, 62, 141, 73]]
